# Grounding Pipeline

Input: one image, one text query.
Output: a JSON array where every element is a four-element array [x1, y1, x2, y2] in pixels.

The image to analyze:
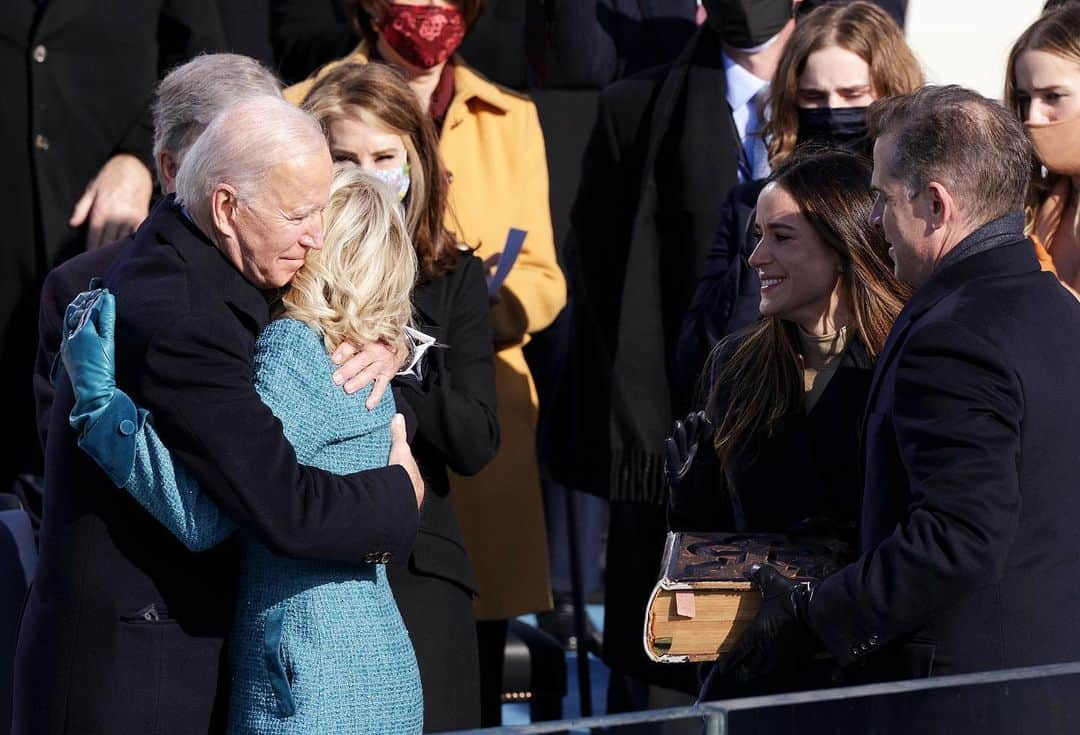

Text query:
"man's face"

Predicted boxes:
[[869, 134, 937, 288], [230, 152, 332, 289]]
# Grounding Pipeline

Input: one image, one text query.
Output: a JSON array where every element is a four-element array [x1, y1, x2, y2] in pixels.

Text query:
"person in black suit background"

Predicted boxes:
[[13, 96, 425, 735], [715, 85, 1080, 730], [0, 0, 223, 493], [301, 62, 500, 733], [675, 0, 923, 394]]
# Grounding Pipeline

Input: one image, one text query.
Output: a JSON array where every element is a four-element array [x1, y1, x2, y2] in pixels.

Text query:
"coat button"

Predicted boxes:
[[32, 44, 47, 63], [868, 635, 879, 646], [34, 134, 49, 151], [118, 419, 136, 436], [850, 646, 860, 657], [859, 642, 870, 652]]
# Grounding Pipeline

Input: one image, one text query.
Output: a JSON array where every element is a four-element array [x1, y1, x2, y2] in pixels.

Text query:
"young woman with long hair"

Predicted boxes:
[[669, 148, 909, 575], [667, 149, 910, 700], [1006, 2, 1080, 291], [676, 0, 923, 392]]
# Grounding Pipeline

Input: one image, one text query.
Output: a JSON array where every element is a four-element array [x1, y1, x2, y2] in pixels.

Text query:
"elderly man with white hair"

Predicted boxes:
[[32, 52, 404, 467], [13, 94, 424, 735]]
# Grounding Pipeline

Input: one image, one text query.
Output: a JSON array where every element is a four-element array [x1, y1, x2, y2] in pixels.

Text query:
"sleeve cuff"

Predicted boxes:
[[806, 566, 885, 667], [77, 389, 148, 488]]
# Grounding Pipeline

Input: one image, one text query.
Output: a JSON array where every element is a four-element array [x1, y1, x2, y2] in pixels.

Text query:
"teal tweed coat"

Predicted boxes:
[[114, 318, 422, 734]]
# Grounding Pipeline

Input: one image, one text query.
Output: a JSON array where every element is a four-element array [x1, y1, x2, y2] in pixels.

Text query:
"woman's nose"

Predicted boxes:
[[1026, 100, 1053, 125], [748, 239, 769, 267]]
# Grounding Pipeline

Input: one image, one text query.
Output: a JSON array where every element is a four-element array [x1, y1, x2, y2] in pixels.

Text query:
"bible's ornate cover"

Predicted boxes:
[[662, 532, 850, 588]]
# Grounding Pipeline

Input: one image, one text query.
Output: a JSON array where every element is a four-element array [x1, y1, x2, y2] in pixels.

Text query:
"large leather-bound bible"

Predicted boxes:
[[643, 532, 850, 663]]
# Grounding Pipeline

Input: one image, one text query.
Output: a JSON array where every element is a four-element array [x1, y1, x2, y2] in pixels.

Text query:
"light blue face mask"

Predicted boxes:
[[369, 163, 411, 202]]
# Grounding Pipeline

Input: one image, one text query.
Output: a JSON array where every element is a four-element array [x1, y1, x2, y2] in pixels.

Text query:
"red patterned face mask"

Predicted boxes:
[[378, 4, 466, 70]]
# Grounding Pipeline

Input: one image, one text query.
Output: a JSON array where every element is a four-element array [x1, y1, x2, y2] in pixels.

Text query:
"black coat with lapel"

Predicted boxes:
[[669, 334, 873, 545], [388, 252, 499, 731], [809, 221, 1080, 690], [13, 199, 419, 735]]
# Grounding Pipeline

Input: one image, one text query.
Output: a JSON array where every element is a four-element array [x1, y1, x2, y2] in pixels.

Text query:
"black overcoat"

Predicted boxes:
[[809, 223, 1080, 730], [549, 25, 742, 502], [389, 252, 500, 733], [13, 199, 419, 735], [669, 334, 872, 544]]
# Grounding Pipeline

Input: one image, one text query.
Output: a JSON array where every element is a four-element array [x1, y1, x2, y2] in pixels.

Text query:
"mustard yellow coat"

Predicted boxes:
[[287, 46, 566, 620]]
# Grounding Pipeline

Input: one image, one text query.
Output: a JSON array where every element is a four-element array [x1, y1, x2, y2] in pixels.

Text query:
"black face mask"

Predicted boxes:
[[796, 106, 870, 155], [703, 0, 793, 49]]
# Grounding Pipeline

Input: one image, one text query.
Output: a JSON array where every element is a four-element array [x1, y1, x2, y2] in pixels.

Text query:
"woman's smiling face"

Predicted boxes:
[[749, 182, 844, 331]]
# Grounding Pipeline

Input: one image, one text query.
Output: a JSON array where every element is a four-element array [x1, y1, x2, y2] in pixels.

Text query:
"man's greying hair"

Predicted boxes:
[[868, 85, 1032, 228], [175, 95, 328, 219], [152, 53, 281, 178]]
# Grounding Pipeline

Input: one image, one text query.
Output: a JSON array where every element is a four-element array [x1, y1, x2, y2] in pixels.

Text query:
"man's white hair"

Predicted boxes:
[[175, 95, 328, 218], [152, 53, 282, 181]]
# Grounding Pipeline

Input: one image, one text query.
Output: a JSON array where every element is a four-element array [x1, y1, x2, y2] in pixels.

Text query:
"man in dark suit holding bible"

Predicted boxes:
[[706, 85, 1080, 729]]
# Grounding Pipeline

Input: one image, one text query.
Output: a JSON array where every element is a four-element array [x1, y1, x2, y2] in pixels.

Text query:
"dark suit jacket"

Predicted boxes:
[[809, 221, 1080, 690], [0, 0, 222, 482], [533, 0, 697, 89], [669, 334, 871, 546], [269, 0, 354, 85], [13, 199, 418, 735]]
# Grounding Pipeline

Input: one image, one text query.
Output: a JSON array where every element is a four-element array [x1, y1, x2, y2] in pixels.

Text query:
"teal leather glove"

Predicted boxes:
[[60, 287, 145, 487], [61, 287, 117, 429]]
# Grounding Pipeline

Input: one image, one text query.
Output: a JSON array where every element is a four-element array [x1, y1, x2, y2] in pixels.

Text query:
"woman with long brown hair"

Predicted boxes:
[[667, 150, 909, 695], [301, 61, 499, 732], [676, 0, 922, 390], [1005, 2, 1080, 290]]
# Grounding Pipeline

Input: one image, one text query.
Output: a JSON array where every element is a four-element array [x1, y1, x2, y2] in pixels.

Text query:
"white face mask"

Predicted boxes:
[[369, 163, 411, 202]]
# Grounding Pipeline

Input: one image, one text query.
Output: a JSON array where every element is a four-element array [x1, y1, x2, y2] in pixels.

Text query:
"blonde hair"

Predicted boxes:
[[282, 167, 417, 356]]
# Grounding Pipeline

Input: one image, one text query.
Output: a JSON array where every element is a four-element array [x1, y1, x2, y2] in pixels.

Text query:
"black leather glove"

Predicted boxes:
[[663, 410, 713, 488], [715, 563, 818, 687]]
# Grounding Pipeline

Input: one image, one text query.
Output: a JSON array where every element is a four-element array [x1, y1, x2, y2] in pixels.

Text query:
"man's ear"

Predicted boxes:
[[926, 181, 953, 230], [156, 151, 180, 194], [210, 184, 241, 242]]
